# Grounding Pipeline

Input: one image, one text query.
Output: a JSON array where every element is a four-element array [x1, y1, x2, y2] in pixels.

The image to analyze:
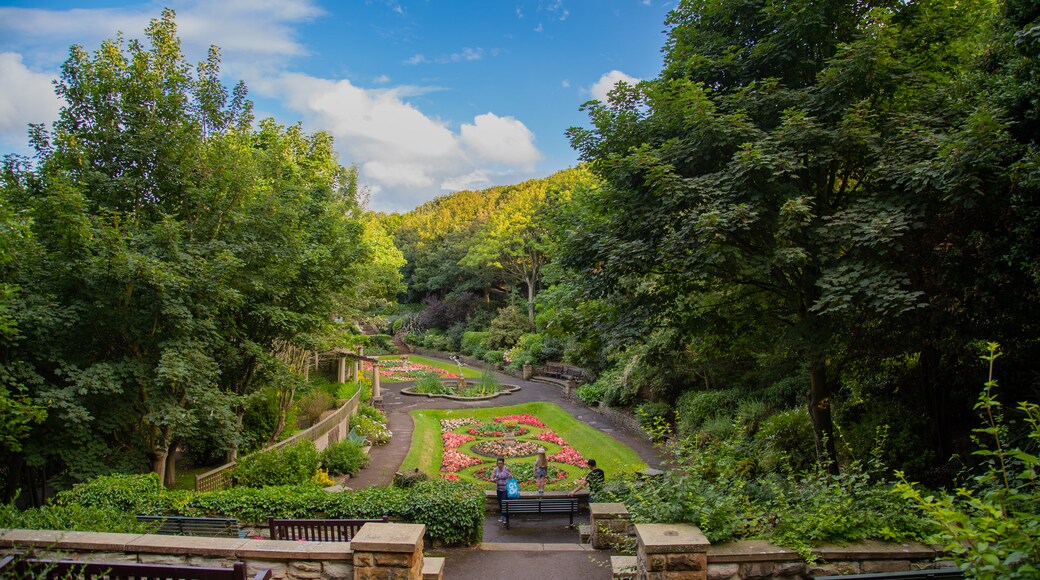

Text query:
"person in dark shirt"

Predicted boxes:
[[568, 458, 605, 498]]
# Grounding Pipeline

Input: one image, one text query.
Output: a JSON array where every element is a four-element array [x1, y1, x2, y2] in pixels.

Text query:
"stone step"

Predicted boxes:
[[578, 524, 591, 543], [611, 555, 637, 579], [422, 556, 445, 580]]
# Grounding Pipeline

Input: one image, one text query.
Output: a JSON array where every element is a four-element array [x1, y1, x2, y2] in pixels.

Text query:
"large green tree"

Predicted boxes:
[[564, 0, 1006, 468], [0, 9, 375, 494]]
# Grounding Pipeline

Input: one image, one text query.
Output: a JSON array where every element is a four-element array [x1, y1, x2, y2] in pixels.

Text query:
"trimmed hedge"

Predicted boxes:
[[53, 473, 484, 546]]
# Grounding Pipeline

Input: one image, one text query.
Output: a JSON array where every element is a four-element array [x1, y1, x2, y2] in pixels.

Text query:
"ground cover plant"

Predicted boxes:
[[365, 355, 481, 383], [401, 402, 646, 489]]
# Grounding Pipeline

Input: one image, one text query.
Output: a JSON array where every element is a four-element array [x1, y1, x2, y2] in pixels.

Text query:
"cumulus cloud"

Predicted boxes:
[[0, 52, 64, 153], [406, 47, 485, 65], [270, 73, 542, 211], [460, 113, 541, 166], [589, 69, 640, 102]]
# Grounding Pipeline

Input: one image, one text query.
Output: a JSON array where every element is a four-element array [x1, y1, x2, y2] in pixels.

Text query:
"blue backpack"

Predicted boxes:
[[505, 477, 521, 499]]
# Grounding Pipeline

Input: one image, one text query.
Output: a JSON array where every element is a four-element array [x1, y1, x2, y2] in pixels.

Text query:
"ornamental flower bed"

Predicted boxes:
[[365, 358, 460, 382], [466, 423, 529, 437], [549, 446, 586, 467], [473, 463, 569, 486], [471, 439, 541, 458], [440, 418, 481, 432], [441, 448, 484, 473], [535, 430, 567, 446], [442, 432, 476, 449], [494, 414, 546, 428]]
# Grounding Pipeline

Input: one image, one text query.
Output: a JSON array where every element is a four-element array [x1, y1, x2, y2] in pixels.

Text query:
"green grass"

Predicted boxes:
[[379, 354, 483, 383], [401, 402, 647, 490], [171, 464, 211, 491]]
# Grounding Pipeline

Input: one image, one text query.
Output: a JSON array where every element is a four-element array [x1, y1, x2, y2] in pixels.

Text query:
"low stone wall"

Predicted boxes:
[[706, 539, 953, 579], [0, 528, 353, 579], [593, 403, 647, 438]]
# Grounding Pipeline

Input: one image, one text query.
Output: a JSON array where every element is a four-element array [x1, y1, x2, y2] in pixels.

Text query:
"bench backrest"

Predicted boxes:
[[268, 517, 389, 541], [0, 557, 271, 580], [136, 515, 241, 537], [503, 498, 578, 509]]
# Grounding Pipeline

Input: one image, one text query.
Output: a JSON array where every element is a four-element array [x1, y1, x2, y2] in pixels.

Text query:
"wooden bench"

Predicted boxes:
[[268, 516, 388, 541], [534, 363, 588, 383], [136, 515, 242, 537], [0, 555, 271, 580], [501, 497, 579, 529], [816, 570, 963, 579]]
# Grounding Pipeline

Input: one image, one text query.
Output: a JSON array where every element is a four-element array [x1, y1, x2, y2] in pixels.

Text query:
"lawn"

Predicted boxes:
[[401, 402, 647, 491], [367, 355, 483, 383]]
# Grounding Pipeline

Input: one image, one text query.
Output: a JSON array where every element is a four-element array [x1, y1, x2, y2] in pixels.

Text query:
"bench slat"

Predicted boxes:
[[136, 515, 241, 538], [269, 517, 388, 542], [501, 498, 579, 528]]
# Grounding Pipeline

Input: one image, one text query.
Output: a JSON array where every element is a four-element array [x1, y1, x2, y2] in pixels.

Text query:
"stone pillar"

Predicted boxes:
[[591, 503, 631, 550], [354, 347, 363, 382], [337, 354, 347, 384], [522, 363, 533, 380], [634, 523, 710, 580], [372, 362, 382, 404], [351, 522, 425, 580]]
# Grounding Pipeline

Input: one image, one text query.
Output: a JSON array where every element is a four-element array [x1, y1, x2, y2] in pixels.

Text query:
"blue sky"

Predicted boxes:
[[0, 1, 672, 211]]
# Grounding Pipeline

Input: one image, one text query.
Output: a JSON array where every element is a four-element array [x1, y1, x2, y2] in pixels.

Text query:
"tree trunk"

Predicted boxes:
[[151, 448, 169, 487], [808, 354, 839, 474], [164, 443, 178, 488], [526, 277, 536, 326]]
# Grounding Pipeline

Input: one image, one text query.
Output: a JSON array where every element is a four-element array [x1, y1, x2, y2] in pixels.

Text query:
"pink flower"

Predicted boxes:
[[442, 432, 476, 449], [536, 430, 568, 446], [443, 474, 460, 481], [549, 446, 586, 467], [440, 449, 484, 473], [494, 414, 546, 428]]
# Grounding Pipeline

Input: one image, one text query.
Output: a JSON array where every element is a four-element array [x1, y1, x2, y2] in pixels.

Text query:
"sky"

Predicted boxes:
[[0, 1, 673, 212]]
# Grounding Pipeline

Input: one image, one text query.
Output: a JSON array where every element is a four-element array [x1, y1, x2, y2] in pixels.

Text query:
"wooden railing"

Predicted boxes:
[[195, 387, 363, 492]]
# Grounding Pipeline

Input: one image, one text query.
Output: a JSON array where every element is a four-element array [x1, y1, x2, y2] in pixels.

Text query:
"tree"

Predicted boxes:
[[563, 0, 998, 469], [0, 9, 372, 493]]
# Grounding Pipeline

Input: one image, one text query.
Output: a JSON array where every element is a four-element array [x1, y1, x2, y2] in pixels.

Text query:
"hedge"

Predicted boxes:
[[53, 473, 484, 546]]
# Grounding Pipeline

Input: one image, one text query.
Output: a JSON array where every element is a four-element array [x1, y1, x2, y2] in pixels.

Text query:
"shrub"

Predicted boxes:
[[230, 440, 321, 488], [352, 414, 392, 446], [461, 331, 490, 357], [577, 382, 604, 405], [837, 399, 934, 475], [321, 440, 370, 476], [393, 468, 430, 488], [676, 389, 739, 437], [735, 398, 769, 432], [297, 390, 336, 426], [487, 305, 532, 349], [53, 472, 172, 514], [482, 350, 505, 365], [754, 408, 816, 474], [336, 380, 363, 401], [241, 386, 297, 453], [0, 501, 153, 533], [413, 371, 452, 395], [593, 366, 635, 407], [636, 402, 674, 442]]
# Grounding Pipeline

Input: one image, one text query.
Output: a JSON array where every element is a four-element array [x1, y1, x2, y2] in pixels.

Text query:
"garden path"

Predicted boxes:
[[345, 355, 663, 489]]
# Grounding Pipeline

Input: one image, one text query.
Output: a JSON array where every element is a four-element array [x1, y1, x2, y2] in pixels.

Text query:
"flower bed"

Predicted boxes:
[[442, 432, 476, 449], [365, 358, 461, 382], [471, 439, 541, 458], [466, 423, 530, 437], [549, 446, 586, 467], [441, 449, 484, 473], [494, 414, 546, 428], [473, 463, 569, 486], [535, 430, 567, 446], [440, 418, 481, 432]]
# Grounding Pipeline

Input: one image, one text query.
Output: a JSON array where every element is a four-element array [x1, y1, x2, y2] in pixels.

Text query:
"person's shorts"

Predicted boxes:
[[535, 466, 548, 478]]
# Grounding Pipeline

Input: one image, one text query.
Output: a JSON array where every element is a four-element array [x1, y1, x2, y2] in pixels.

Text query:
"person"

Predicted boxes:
[[534, 448, 549, 494], [492, 456, 513, 524], [568, 458, 605, 499]]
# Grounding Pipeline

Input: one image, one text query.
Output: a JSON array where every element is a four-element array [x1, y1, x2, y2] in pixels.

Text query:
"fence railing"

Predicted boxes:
[[195, 387, 363, 493]]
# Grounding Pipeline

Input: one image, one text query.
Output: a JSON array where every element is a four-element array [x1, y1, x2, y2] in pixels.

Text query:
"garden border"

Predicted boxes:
[[401, 381, 520, 400]]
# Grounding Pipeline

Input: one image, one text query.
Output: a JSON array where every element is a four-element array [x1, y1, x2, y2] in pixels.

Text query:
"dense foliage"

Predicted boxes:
[[48, 472, 483, 546], [0, 11, 401, 499]]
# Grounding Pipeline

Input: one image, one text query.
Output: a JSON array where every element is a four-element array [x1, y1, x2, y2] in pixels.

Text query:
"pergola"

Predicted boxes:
[[329, 347, 383, 403]]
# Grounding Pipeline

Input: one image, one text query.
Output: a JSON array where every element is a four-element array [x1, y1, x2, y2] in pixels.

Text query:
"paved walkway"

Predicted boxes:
[[344, 355, 657, 579], [346, 356, 662, 488]]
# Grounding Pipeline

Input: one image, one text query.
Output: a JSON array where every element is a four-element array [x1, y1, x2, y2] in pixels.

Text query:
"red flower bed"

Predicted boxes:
[[535, 430, 568, 446], [549, 446, 586, 467], [493, 414, 546, 428], [442, 432, 476, 449], [441, 448, 484, 473]]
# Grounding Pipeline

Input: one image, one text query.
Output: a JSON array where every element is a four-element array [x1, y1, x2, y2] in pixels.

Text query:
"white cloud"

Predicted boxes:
[[460, 113, 541, 166], [589, 69, 640, 102], [561, 79, 570, 88], [441, 170, 492, 191], [0, 52, 63, 152], [270, 73, 543, 211], [405, 54, 426, 65], [373, 74, 390, 84], [534, 23, 544, 33], [406, 47, 486, 65]]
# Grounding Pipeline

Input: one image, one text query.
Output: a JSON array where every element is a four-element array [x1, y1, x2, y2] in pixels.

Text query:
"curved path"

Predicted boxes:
[[346, 356, 663, 489]]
